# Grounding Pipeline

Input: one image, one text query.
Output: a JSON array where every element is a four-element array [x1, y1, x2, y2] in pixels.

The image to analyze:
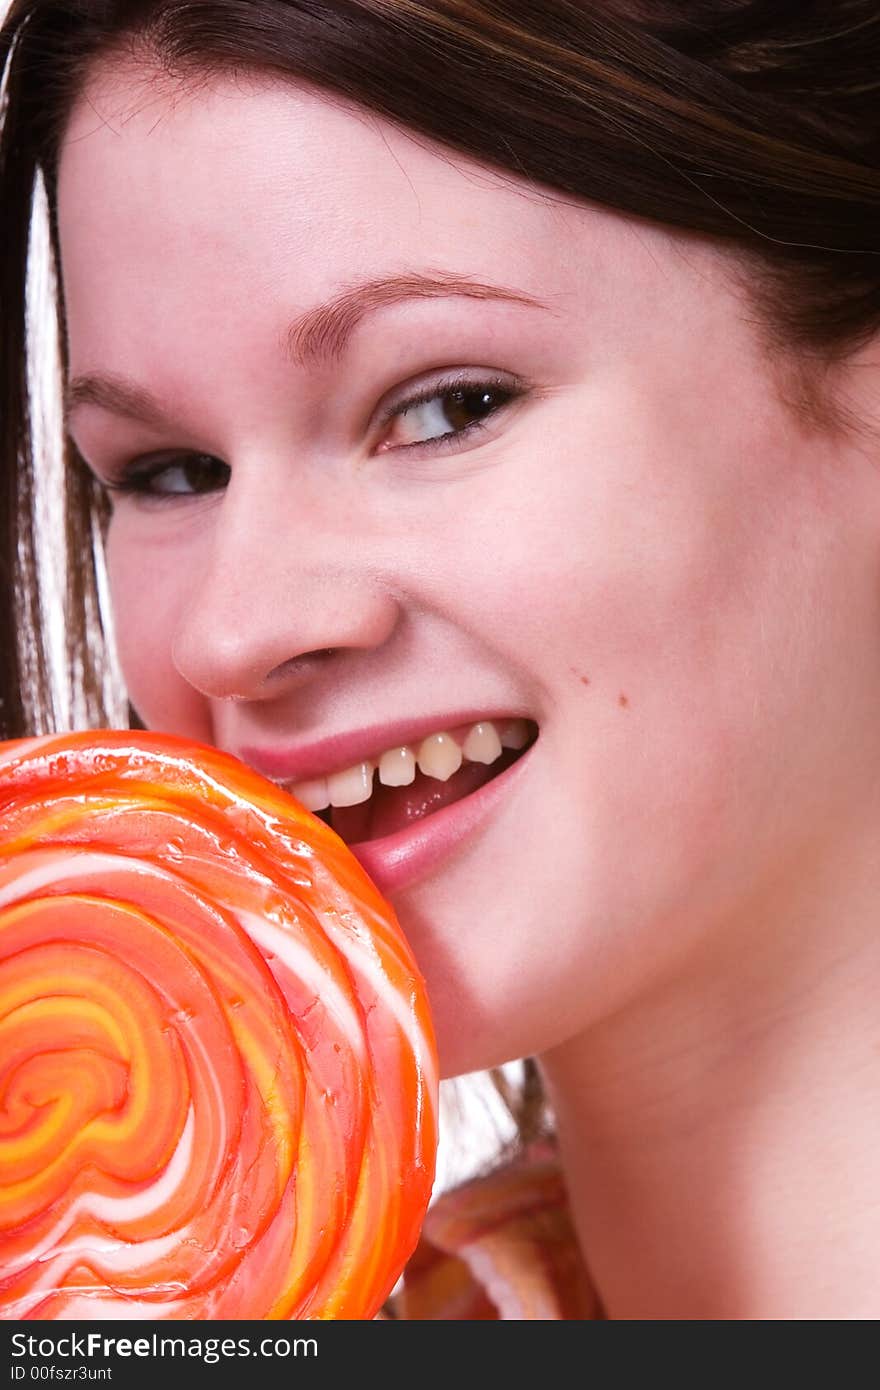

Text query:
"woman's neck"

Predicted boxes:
[[540, 803, 880, 1318]]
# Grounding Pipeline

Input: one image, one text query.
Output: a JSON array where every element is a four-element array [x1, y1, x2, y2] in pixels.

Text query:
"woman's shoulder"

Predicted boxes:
[[389, 1142, 601, 1320]]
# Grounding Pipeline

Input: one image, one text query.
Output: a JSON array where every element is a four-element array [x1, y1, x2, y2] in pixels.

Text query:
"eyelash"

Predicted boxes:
[[98, 371, 525, 499]]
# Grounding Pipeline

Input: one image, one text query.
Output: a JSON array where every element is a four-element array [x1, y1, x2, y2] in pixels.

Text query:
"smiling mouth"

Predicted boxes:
[[305, 718, 538, 847]]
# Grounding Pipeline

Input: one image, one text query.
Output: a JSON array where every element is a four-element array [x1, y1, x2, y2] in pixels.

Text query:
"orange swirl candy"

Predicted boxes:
[[0, 731, 438, 1320]]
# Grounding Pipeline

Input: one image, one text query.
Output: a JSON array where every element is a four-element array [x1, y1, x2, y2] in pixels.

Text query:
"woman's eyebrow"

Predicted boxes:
[[63, 270, 554, 426], [285, 269, 554, 368]]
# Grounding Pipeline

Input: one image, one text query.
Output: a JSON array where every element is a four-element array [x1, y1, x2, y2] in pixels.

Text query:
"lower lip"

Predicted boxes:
[[348, 742, 535, 896]]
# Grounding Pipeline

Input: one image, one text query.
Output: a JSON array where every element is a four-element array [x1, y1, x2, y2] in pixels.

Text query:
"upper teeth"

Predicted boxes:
[[289, 718, 531, 812]]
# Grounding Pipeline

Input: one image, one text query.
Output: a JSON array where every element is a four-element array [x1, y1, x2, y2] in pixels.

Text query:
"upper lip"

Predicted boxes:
[[235, 710, 535, 786]]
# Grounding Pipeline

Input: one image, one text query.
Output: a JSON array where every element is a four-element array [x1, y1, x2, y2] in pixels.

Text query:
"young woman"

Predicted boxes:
[[2, 0, 879, 1317]]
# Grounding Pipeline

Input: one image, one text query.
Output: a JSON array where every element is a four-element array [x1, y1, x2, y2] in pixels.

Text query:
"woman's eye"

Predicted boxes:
[[379, 377, 522, 452], [105, 453, 231, 500], [94, 374, 522, 499]]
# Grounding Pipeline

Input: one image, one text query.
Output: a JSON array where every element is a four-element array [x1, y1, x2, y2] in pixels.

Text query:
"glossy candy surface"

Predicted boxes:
[[0, 731, 438, 1320]]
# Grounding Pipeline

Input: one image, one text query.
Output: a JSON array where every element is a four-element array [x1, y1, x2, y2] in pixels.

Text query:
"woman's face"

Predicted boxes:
[[58, 65, 880, 1077]]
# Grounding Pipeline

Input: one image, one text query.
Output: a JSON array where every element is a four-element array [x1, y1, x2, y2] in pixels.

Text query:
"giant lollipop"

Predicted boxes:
[[0, 731, 438, 1319]]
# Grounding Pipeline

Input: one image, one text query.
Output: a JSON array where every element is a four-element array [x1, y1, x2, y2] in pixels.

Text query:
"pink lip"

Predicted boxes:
[[237, 710, 532, 785], [347, 739, 535, 896]]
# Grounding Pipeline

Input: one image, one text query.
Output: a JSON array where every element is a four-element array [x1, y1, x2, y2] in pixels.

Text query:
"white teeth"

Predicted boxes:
[[462, 721, 503, 764], [291, 776, 330, 812], [325, 760, 374, 807], [378, 746, 417, 787], [288, 718, 534, 811], [416, 732, 463, 782], [500, 718, 530, 750]]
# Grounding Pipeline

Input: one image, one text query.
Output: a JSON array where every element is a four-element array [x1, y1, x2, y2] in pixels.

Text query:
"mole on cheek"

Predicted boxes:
[[569, 667, 591, 688], [618, 693, 629, 708]]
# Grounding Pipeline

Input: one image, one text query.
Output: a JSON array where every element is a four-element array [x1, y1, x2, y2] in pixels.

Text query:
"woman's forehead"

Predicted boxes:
[[57, 63, 577, 290], [56, 57, 744, 430]]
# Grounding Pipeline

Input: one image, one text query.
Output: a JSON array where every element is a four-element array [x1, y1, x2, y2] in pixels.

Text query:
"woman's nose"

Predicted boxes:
[[170, 484, 401, 702]]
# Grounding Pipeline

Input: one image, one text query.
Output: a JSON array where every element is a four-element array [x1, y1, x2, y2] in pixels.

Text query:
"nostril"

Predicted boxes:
[[266, 648, 339, 684]]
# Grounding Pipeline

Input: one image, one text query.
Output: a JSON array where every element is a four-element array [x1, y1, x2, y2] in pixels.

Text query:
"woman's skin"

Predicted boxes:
[[58, 62, 880, 1316]]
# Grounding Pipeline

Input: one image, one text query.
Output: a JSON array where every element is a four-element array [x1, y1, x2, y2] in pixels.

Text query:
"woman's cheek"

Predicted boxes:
[[105, 523, 214, 740]]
